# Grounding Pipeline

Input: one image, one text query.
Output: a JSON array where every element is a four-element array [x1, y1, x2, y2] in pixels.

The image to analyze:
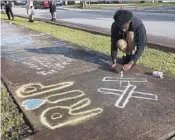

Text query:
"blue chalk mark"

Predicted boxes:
[[22, 99, 46, 110], [1, 36, 33, 46]]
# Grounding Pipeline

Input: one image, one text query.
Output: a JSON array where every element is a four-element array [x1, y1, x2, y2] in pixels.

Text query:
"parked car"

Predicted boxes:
[[14, 0, 26, 5], [56, 0, 63, 6], [14, 0, 21, 5], [21, 1, 27, 5], [33, 1, 49, 9]]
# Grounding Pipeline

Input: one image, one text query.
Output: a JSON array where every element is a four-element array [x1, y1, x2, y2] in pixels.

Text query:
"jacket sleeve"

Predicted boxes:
[[111, 22, 121, 64], [131, 24, 147, 63]]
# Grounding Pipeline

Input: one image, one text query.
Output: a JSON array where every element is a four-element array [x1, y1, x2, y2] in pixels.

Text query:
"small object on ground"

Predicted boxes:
[[120, 70, 123, 78], [152, 71, 163, 78]]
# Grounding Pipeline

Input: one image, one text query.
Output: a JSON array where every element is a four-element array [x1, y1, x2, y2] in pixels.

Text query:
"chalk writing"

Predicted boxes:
[[17, 82, 103, 129], [40, 98, 102, 129], [21, 90, 85, 110], [16, 81, 74, 98], [98, 77, 158, 108], [22, 55, 73, 75]]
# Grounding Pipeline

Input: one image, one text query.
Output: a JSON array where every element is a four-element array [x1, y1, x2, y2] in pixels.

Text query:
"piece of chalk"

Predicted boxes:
[[120, 71, 123, 78]]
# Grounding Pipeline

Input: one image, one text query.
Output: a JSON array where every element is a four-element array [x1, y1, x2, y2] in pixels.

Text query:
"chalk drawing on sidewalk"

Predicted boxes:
[[17, 82, 103, 129], [41, 98, 102, 129], [22, 99, 46, 110], [98, 77, 158, 108], [1, 35, 34, 46], [21, 90, 85, 110], [23, 55, 74, 76], [16, 81, 74, 98]]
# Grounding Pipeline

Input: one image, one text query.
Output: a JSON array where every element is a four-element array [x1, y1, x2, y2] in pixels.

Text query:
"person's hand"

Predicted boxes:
[[110, 63, 117, 70], [122, 63, 133, 72]]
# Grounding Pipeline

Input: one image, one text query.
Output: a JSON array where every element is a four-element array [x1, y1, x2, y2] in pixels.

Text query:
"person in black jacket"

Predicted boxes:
[[49, 1, 56, 21], [4, 1, 14, 20], [111, 10, 147, 72]]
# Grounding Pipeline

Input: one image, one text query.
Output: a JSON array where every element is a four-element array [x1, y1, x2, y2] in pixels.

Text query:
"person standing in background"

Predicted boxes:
[[49, 1, 56, 21], [28, 5, 35, 22], [26, 0, 35, 22], [4, 1, 14, 20]]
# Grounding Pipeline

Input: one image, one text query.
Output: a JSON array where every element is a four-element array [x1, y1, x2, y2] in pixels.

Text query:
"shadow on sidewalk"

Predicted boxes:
[[25, 45, 120, 73]]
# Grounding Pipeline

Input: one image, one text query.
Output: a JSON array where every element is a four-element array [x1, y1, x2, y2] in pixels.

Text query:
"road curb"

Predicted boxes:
[[10, 14, 175, 53]]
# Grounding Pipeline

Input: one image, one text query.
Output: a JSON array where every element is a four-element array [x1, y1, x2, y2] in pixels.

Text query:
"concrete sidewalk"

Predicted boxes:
[[1, 21, 175, 140]]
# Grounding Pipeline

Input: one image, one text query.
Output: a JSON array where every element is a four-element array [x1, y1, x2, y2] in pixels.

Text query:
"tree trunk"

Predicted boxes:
[[65, 1, 67, 6], [80, 1, 87, 9]]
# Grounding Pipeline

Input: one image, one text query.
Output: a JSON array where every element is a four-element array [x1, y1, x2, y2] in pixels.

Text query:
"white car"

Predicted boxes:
[[56, 1, 63, 6]]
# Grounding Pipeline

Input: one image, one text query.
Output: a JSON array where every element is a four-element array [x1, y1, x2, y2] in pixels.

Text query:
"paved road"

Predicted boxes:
[[1, 21, 175, 140], [11, 6, 175, 39]]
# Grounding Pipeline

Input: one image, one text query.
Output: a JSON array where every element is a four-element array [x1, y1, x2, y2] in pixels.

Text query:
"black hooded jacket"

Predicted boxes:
[[5, 1, 12, 10], [111, 17, 147, 64]]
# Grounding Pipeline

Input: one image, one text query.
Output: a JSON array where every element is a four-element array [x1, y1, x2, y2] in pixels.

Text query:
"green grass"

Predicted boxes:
[[64, 2, 175, 9], [1, 87, 32, 140], [136, 2, 175, 7], [1, 14, 175, 76]]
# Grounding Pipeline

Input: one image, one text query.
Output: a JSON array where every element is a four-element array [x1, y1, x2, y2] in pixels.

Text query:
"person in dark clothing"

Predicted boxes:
[[4, 1, 14, 20], [111, 10, 147, 72], [49, 1, 56, 21]]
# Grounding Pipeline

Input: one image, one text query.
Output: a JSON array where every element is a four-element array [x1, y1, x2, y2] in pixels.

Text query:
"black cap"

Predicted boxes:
[[113, 10, 133, 27]]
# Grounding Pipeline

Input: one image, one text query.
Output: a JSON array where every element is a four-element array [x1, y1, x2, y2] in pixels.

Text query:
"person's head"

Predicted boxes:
[[113, 10, 133, 32]]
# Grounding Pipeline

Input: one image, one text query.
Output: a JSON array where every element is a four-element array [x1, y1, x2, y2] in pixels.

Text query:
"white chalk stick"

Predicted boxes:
[[120, 71, 123, 78]]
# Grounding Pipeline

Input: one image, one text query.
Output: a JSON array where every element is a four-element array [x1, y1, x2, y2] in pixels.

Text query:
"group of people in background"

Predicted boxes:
[[26, 0, 57, 22], [1, 0, 57, 22]]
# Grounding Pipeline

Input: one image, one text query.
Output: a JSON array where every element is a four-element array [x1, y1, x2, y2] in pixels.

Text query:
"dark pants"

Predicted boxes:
[[6, 8, 14, 20], [51, 12, 56, 21]]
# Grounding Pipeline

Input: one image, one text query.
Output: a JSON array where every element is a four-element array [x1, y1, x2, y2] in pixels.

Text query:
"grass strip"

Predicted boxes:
[[1, 85, 33, 140]]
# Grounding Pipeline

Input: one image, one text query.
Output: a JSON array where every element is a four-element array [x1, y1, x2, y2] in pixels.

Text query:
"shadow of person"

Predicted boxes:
[[25, 45, 114, 72]]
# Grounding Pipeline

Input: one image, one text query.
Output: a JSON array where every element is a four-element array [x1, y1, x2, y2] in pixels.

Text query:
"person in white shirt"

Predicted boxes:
[[27, 5, 35, 22]]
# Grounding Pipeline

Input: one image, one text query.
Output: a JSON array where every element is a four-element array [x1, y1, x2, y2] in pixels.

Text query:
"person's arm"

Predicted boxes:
[[130, 24, 147, 64], [111, 22, 121, 65]]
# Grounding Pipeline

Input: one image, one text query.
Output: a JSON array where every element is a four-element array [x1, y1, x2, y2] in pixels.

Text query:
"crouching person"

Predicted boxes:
[[110, 10, 147, 72]]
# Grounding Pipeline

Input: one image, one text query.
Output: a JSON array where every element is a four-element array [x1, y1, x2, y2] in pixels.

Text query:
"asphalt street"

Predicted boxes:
[[11, 5, 175, 39]]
